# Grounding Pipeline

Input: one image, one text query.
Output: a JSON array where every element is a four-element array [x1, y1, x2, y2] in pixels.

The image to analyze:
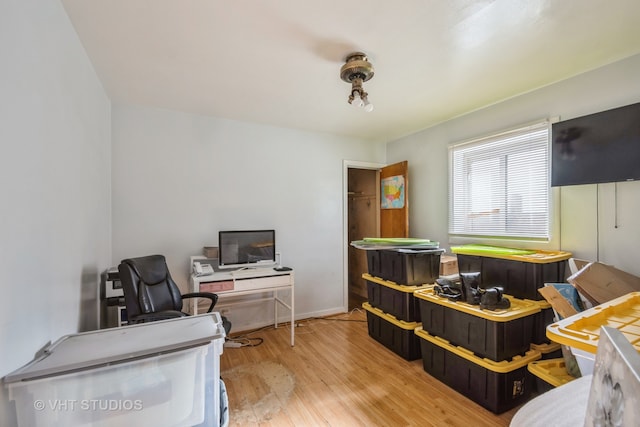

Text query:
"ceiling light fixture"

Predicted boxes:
[[340, 52, 374, 112]]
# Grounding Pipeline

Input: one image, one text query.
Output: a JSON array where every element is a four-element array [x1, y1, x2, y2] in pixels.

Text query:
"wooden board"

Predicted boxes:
[[538, 286, 579, 319]]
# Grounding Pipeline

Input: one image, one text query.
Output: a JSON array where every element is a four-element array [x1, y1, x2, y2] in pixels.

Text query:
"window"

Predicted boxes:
[[449, 120, 550, 240]]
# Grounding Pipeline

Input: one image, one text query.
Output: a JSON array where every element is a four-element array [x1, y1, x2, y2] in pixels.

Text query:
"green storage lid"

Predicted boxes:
[[413, 287, 541, 321], [363, 237, 437, 245], [351, 238, 440, 250], [414, 327, 541, 372]]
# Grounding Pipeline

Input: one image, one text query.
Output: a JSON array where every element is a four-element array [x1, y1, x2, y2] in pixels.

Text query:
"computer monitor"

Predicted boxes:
[[218, 230, 276, 269]]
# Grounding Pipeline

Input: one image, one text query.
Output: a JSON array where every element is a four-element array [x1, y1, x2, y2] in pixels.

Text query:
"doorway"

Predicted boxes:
[[343, 160, 409, 312], [347, 167, 380, 310]]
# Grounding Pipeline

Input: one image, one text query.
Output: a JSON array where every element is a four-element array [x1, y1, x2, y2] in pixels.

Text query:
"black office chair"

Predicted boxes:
[[118, 254, 231, 334]]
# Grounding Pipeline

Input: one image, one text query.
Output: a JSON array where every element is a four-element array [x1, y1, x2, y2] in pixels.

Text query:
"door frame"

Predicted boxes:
[[342, 160, 385, 312]]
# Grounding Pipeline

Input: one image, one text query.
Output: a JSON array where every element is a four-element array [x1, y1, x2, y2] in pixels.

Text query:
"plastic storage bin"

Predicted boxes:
[[530, 341, 562, 360], [415, 327, 540, 414], [363, 273, 430, 322], [4, 313, 226, 427], [414, 288, 540, 361], [362, 302, 421, 360], [527, 358, 576, 394], [546, 291, 640, 376], [452, 245, 571, 300], [531, 300, 556, 344], [366, 248, 444, 286]]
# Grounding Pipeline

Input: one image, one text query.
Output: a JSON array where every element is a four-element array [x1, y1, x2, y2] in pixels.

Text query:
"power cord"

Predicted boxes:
[[224, 336, 264, 348], [223, 308, 366, 348], [308, 307, 367, 322]]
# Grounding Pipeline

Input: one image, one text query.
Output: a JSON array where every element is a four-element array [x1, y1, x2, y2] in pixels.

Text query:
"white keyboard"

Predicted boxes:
[[229, 268, 276, 278]]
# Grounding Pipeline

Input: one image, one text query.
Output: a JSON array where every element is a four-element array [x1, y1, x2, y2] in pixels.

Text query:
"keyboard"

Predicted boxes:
[[229, 268, 277, 278]]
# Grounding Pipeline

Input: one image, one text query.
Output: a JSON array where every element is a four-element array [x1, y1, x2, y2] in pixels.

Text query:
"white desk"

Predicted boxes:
[[189, 257, 295, 346]]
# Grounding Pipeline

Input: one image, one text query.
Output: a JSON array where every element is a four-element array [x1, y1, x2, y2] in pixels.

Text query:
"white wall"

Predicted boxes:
[[387, 53, 640, 276], [0, 0, 111, 424], [112, 104, 386, 329]]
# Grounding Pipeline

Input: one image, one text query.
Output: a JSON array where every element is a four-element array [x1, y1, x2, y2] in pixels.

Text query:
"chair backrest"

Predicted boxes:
[[118, 254, 184, 319]]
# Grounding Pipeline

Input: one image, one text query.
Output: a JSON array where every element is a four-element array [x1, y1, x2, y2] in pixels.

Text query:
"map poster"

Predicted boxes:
[[381, 175, 405, 209]]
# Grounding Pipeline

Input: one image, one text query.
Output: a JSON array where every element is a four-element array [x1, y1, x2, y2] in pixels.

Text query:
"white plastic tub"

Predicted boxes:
[[569, 346, 596, 376], [5, 313, 225, 427]]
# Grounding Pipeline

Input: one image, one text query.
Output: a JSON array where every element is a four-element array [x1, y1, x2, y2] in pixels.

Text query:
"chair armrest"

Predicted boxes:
[[129, 310, 186, 324], [182, 292, 219, 313]]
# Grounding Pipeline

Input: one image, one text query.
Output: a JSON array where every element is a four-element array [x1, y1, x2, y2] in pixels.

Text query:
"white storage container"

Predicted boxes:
[[4, 313, 226, 427]]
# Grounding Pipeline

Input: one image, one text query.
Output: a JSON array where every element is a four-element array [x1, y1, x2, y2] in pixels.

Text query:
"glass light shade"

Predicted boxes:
[[363, 98, 374, 112], [351, 92, 364, 108]]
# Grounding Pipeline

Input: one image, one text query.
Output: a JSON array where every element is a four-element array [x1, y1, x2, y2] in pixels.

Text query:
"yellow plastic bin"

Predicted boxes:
[[546, 291, 640, 376], [414, 287, 540, 361], [530, 341, 562, 360], [415, 327, 541, 414], [527, 358, 576, 394]]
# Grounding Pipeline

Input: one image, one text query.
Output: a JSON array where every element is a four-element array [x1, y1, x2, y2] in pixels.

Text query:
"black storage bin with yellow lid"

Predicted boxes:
[[366, 248, 444, 286], [362, 302, 421, 361], [452, 245, 571, 301], [363, 273, 429, 322], [414, 287, 540, 362], [531, 299, 556, 344], [415, 327, 540, 414]]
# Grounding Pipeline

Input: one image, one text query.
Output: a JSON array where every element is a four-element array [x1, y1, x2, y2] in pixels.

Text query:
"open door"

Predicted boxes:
[[345, 160, 409, 311], [380, 160, 409, 238]]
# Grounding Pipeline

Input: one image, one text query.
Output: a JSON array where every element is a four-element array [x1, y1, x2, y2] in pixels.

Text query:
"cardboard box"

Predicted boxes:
[[567, 262, 640, 305], [439, 255, 459, 276], [202, 246, 219, 258]]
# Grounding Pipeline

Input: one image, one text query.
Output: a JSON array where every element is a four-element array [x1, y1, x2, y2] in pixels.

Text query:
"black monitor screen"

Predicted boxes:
[[218, 230, 276, 268], [551, 102, 640, 187]]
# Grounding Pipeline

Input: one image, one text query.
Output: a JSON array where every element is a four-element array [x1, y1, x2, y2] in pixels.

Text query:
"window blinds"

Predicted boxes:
[[448, 120, 550, 240]]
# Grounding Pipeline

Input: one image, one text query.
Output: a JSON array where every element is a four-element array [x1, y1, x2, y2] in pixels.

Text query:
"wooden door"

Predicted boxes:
[[380, 161, 409, 238]]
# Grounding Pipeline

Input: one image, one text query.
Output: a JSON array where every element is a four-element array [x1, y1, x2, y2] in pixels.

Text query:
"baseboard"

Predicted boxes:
[[225, 306, 346, 335]]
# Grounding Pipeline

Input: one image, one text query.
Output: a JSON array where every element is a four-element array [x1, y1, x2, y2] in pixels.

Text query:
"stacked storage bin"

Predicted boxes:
[[546, 291, 640, 377], [411, 245, 572, 413], [414, 288, 542, 413], [454, 245, 571, 360], [526, 358, 576, 394], [361, 248, 444, 361]]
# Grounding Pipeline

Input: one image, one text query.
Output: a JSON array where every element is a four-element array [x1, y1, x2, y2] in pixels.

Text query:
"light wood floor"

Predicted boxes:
[[220, 310, 520, 426]]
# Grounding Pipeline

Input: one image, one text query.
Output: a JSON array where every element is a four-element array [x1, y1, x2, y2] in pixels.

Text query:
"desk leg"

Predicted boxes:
[[274, 289, 279, 329], [290, 285, 295, 346]]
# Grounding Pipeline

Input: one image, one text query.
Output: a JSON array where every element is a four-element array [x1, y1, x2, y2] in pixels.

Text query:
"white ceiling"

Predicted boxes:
[[61, 0, 640, 142]]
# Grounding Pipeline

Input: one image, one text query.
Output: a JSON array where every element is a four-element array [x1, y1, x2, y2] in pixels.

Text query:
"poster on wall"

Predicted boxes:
[[381, 175, 405, 209]]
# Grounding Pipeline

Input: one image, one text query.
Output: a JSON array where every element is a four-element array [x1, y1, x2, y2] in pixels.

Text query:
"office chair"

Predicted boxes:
[[118, 254, 231, 334]]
